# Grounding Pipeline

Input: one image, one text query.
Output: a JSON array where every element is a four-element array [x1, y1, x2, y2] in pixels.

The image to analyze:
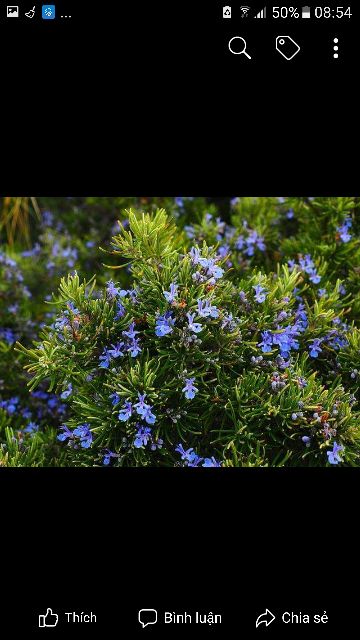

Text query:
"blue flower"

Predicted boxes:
[[286, 209, 294, 219], [258, 330, 273, 353], [61, 383, 73, 400], [203, 258, 224, 281], [163, 282, 178, 303], [175, 443, 203, 466], [118, 401, 133, 422], [184, 225, 196, 239], [182, 378, 198, 400], [103, 449, 118, 465], [23, 421, 39, 434], [99, 348, 112, 369], [142, 405, 156, 425], [197, 299, 219, 318], [202, 457, 222, 467], [134, 426, 152, 448], [122, 322, 139, 340], [245, 230, 266, 255], [109, 392, 121, 406], [127, 337, 141, 357], [336, 216, 352, 243], [297, 254, 321, 284], [106, 281, 120, 298], [57, 424, 74, 443], [186, 312, 203, 334], [115, 302, 126, 319], [0, 396, 20, 414], [253, 284, 268, 303], [108, 342, 125, 359], [189, 247, 201, 265], [0, 328, 16, 344], [73, 423, 93, 448], [327, 441, 344, 465], [134, 393, 148, 416], [309, 338, 323, 358], [155, 312, 175, 337]]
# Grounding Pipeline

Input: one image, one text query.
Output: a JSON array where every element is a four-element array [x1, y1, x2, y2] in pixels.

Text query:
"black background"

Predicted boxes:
[[1, 1, 358, 636]]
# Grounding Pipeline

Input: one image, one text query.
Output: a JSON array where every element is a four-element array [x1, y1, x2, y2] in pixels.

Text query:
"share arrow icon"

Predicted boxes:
[[255, 609, 276, 628]]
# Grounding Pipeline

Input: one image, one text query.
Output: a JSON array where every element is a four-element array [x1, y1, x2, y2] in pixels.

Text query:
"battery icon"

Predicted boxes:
[[302, 6, 311, 18]]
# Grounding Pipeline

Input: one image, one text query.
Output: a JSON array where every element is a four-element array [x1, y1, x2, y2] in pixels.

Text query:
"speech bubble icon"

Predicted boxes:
[[138, 609, 157, 628]]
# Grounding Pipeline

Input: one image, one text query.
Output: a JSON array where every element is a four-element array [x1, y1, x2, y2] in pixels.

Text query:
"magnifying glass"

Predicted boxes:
[[228, 36, 252, 59]]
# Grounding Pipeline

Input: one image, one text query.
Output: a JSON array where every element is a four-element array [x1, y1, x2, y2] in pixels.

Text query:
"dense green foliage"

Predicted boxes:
[[1, 197, 360, 466]]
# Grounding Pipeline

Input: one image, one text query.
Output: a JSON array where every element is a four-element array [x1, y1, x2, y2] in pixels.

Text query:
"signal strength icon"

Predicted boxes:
[[240, 6, 250, 17], [254, 6, 267, 18]]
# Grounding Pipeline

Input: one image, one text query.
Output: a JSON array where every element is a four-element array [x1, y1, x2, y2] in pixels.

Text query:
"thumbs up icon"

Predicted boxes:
[[39, 608, 59, 628]]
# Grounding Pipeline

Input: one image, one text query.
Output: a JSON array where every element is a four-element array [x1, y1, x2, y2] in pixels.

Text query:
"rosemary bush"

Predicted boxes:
[[15, 204, 360, 467]]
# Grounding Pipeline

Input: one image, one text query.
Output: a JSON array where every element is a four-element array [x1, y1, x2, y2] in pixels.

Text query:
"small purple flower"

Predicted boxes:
[[127, 337, 141, 357], [122, 322, 139, 340], [155, 312, 175, 337], [189, 246, 201, 265], [182, 377, 198, 400], [202, 457, 221, 467], [109, 392, 121, 406], [142, 405, 156, 425], [134, 426, 152, 448], [133, 393, 156, 424], [106, 280, 121, 298], [197, 299, 219, 318], [134, 393, 148, 416], [99, 348, 112, 369], [118, 401, 133, 422], [258, 330, 273, 353], [73, 423, 93, 448], [175, 197, 184, 208], [336, 216, 352, 243], [253, 284, 268, 303], [163, 282, 178, 303], [327, 441, 344, 465], [57, 424, 74, 443], [175, 443, 203, 466], [186, 312, 203, 334], [108, 342, 125, 359], [0, 396, 19, 414], [286, 209, 294, 219], [115, 302, 126, 319], [23, 421, 39, 434], [103, 449, 118, 465], [61, 383, 73, 400], [309, 338, 323, 358]]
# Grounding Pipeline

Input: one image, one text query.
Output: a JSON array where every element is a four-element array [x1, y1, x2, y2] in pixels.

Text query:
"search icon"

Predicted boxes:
[[228, 36, 252, 58]]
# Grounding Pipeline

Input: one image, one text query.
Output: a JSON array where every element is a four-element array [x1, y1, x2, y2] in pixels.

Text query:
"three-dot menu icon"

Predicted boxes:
[[333, 38, 339, 59]]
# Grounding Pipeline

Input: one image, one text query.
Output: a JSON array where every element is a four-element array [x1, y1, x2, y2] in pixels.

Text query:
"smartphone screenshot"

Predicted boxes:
[[0, 1, 358, 636]]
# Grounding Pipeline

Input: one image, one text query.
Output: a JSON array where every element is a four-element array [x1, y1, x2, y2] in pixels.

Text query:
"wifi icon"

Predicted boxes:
[[240, 5, 250, 17]]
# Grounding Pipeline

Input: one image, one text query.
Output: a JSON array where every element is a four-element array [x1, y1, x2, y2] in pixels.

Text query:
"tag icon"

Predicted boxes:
[[276, 36, 301, 60]]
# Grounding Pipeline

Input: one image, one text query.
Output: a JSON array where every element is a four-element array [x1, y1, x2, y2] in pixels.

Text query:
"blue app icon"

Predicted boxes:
[[42, 5, 55, 19]]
